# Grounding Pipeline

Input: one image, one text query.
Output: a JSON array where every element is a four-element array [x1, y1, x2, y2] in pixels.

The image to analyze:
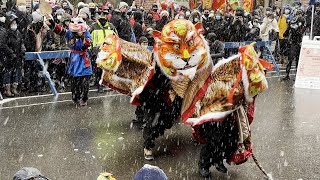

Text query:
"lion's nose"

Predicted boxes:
[[182, 49, 191, 60]]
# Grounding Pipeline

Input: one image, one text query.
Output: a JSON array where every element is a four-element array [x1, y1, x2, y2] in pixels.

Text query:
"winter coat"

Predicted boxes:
[[229, 20, 250, 42], [7, 28, 25, 67], [245, 27, 262, 41], [42, 30, 55, 51], [260, 18, 279, 41], [313, 13, 320, 37], [144, 17, 157, 29], [209, 40, 225, 64], [53, 15, 71, 50], [133, 21, 143, 42], [25, 26, 37, 52], [284, 16, 305, 44], [0, 25, 15, 68], [111, 11, 132, 42], [211, 19, 227, 41], [0, 25, 14, 58], [278, 15, 289, 40], [155, 17, 169, 31], [11, 9, 32, 40], [53, 32, 68, 50]]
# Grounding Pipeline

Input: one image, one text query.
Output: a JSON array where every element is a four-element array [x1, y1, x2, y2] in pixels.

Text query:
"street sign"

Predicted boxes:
[[295, 36, 320, 89]]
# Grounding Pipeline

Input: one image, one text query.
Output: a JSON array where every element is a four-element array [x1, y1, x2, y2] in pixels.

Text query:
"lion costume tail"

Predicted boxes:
[[252, 153, 274, 180]]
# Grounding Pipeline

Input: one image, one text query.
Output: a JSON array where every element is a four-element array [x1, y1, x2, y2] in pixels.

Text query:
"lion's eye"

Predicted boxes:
[[173, 44, 180, 50], [188, 40, 194, 46]]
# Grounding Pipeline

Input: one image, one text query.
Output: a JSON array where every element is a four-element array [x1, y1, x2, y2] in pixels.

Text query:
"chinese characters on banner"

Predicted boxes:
[[199, 0, 253, 11], [295, 37, 320, 89]]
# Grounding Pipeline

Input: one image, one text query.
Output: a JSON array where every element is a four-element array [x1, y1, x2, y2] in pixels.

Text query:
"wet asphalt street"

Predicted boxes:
[[0, 78, 320, 180]]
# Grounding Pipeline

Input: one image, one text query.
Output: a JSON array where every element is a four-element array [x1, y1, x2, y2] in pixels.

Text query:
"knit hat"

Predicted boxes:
[[134, 164, 168, 180], [79, 7, 91, 19], [89, 2, 96, 9], [118, 2, 128, 10], [32, 11, 43, 23], [78, 2, 86, 8], [55, 8, 65, 15], [160, 10, 169, 18], [60, 13, 71, 23]]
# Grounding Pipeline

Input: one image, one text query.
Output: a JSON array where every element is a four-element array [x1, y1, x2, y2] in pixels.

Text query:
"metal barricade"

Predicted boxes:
[[25, 50, 71, 97]]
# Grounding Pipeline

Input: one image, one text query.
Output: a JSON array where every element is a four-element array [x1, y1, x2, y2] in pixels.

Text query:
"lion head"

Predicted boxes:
[[96, 31, 122, 72], [239, 42, 268, 99], [153, 19, 211, 80]]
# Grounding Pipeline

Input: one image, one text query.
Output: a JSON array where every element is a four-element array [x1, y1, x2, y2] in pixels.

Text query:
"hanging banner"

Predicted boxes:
[[243, 0, 253, 12], [229, 0, 240, 10], [202, 0, 213, 9], [295, 36, 320, 89], [189, 0, 197, 9], [174, 0, 189, 8], [212, 0, 226, 10]]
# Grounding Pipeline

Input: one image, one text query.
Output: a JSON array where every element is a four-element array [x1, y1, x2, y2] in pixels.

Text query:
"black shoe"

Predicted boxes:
[[97, 85, 104, 93], [216, 163, 227, 173], [132, 118, 143, 123], [282, 75, 290, 81], [199, 168, 211, 178]]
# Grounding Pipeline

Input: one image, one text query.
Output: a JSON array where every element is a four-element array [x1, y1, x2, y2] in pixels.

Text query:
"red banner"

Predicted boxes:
[[212, 0, 226, 10]]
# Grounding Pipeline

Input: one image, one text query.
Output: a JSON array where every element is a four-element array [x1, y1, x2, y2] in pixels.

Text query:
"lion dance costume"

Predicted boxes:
[[96, 20, 271, 177]]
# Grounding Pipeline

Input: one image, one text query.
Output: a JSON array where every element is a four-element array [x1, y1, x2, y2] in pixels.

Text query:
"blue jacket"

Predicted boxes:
[[65, 30, 93, 77]]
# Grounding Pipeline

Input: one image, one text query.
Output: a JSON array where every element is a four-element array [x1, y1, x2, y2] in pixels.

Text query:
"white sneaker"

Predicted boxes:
[[144, 148, 154, 161]]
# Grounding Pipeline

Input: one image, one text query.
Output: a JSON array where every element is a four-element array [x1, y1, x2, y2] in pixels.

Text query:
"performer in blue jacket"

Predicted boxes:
[[48, 16, 92, 106]]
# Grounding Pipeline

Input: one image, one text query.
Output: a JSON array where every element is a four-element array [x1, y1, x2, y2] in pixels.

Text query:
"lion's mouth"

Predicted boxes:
[[176, 64, 196, 70]]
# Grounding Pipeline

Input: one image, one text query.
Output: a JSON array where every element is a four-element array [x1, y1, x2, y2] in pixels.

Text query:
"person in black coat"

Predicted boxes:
[[211, 11, 227, 41], [227, 8, 250, 56], [155, 10, 169, 31], [313, 2, 320, 38], [12, 5, 32, 42], [2, 13, 25, 97], [133, 10, 143, 42], [0, 10, 11, 99], [110, 2, 132, 42], [223, 13, 234, 42], [245, 16, 262, 41], [206, 33, 225, 65], [283, 10, 305, 80], [229, 8, 250, 42], [144, 11, 156, 29]]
